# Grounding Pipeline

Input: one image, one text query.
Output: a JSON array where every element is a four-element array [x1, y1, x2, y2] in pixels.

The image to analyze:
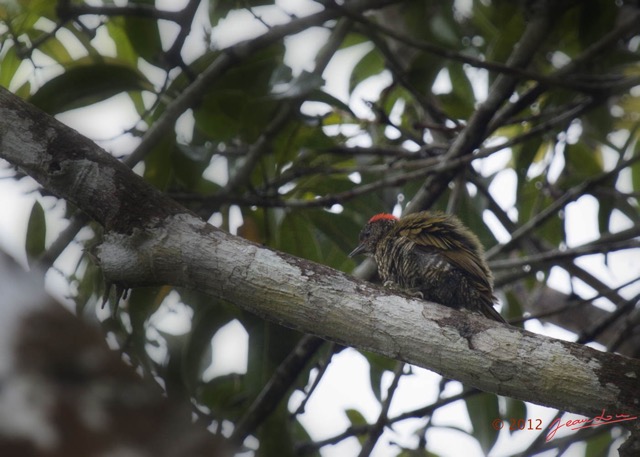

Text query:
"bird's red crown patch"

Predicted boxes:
[[369, 213, 398, 223]]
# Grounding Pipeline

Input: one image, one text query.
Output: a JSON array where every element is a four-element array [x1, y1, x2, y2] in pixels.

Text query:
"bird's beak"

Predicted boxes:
[[348, 243, 366, 258]]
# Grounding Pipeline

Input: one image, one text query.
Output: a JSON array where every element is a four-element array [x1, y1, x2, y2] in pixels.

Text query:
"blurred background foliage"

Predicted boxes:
[[1, 0, 640, 455]]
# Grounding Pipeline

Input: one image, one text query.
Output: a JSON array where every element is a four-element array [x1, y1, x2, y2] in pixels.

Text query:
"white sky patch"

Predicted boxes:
[[203, 320, 248, 379], [0, 175, 38, 264], [483, 210, 511, 244], [137, 57, 171, 90], [351, 70, 393, 120], [475, 142, 512, 175], [323, 42, 374, 106], [211, 9, 270, 48], [294, 349, 379, 456], [55, 94, 142, 155], [564, 196, 600, 247], [228, 205, 244, 235], [277, 0, 324, 17], [285, 27, 331, 76], [208, 212, 223, 227], [175, 109, 195, 143], [465, 66, 488, 103], [488, 168, 517, 212], [547, 266, 573, 295], [547, 143, 566, 183], [203, 155, 229, 186], [565, 119, 583, 144], [148, 291, 193, 335], [432, 68, 452, 94]]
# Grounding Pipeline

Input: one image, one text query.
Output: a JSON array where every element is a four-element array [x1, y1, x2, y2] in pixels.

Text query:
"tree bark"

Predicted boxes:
[[1, 85, 639, 435]]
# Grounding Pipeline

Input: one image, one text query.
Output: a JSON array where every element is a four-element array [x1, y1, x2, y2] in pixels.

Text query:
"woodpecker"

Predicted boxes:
[[349, 211, 505, 323]]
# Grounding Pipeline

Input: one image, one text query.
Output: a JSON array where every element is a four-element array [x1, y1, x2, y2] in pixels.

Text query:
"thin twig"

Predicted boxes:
[[405, 0, 554, 214], [486, 155, 640, 259], [358, 362, 405, 457], [576, 292, 640, 345], [291, 343, 341, 416], [57, 3, 186, 21], [297, 389, 479, 455], [229, 335, 325, 445], [489, 7, 640, 131], [489, 240, 640, 271]]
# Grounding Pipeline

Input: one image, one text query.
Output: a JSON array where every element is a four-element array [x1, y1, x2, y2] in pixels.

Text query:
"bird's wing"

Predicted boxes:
[[398, 219, 492, 291]]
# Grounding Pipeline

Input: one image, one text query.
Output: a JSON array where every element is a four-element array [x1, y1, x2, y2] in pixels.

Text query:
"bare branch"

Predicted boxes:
[[230, 335, 324, 445], [2, 87, 639, 429], [358, 362, 404, 457]]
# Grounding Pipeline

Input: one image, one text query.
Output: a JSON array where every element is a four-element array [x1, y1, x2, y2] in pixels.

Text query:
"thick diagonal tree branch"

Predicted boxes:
[[2, 85, 640, 442]]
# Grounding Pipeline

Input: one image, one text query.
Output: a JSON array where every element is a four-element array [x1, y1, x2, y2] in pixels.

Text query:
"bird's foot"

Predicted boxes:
[[383, 281, 424, 299], [405, 288, 424, 299]]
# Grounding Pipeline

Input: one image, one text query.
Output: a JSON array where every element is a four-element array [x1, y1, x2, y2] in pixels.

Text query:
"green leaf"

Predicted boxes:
[[74, 255, 104, 315], [25, 200, 46, 263], [106, 18, 142, 66], [29, 60, 153, 114], [579, 0, 616, 48], [306, 210, 362, 259], [411, 53, 443, 96], [563, 142, 603, 185], [183, 301, 236, 392], [291, 418, 319, 457], [307, 89, 355, 116], [123, 287, 171, 376], [429, 14, 458, 47], [345, 408, 368, 427], [485, 9, 523, 85], [173, 144, 218, 192], [0, 46, 22, 88], [276, 212, 321, 262], [143, 134, 175, 190], [517, 175, 565, 246], [340, 32, 368, 50], [513, 136, 544, 185], [456, 181, 497, 249], [465, 392, 500, 454], [209, 0, 272, 27], [397, 450, 439, 457], [35, 36, 73, 65], [197, 373, 247, 418], [502, 290, 525, 325], [362, 350, 396, 402], [193, 45, 284, 142], [584, 427, 615, 457], [504, 398, 527, 434], [272, 71, 324, 99], [244, 320, 300, 396], [349, 46, 384, 93], [631, 140, 640, 193], [438, 64, 475, 119], [123, 0, 163, 65], [1, 0, 55, 34], [258, 403, 296, 457]]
